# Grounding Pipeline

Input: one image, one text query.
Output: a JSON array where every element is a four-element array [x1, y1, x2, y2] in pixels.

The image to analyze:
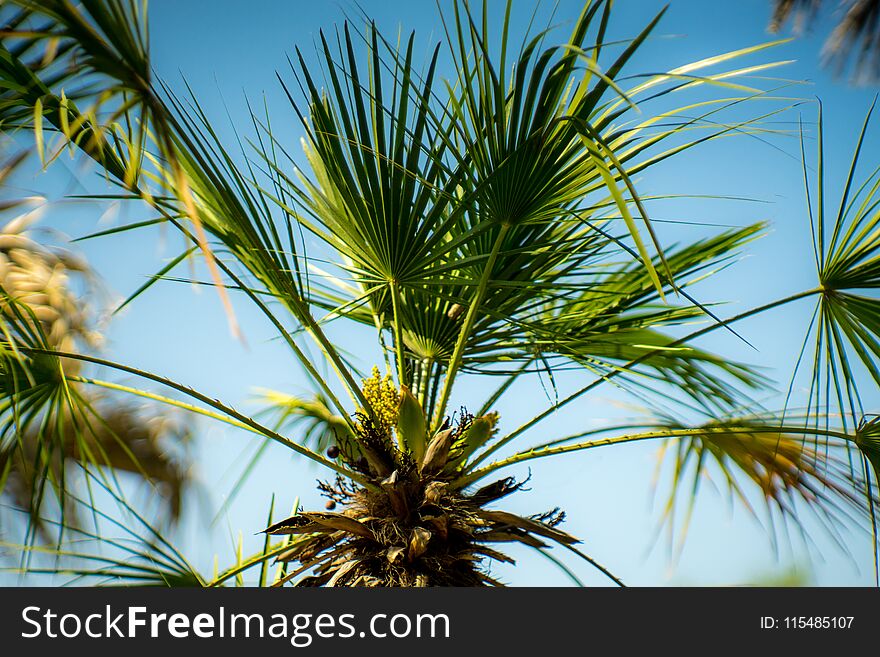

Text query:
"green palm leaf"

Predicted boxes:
[[792, 102, 880, 483]]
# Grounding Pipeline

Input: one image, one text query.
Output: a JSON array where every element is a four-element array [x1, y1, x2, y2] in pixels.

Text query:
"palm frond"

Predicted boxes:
[[792, 102, 880, 479], [651, 415, 875, 558], [461, 414, 876, 549], [770, 0, 880, 80], [270, 1, 791, 428]]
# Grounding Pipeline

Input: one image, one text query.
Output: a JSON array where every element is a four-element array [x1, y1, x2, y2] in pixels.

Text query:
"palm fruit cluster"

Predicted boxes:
[[265, 368, 579, 587]]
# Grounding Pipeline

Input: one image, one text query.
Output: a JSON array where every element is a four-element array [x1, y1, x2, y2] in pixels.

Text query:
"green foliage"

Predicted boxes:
[[0, 0, 877, 585]]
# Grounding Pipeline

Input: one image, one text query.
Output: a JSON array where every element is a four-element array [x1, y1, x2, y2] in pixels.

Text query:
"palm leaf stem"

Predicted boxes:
[[390, 280, 408, 392], [458, 424, 855, 487], [433, 223, 510, 429], [69, 376, 255, 434], [15, 347, 370, 485], [468, 287, 823, 471]]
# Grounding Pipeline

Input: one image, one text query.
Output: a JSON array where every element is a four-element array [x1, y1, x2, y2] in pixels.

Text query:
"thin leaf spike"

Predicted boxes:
[[457, 415, 493, 464], [33, 98, 45, 168], [397, 385, 427, 461]]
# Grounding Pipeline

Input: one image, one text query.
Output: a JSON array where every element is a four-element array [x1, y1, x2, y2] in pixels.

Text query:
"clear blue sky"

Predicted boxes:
[[13, 0, 880, 586]]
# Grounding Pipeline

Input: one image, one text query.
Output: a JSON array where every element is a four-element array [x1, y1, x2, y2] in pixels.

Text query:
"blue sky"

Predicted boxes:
[[9, 0, 880, 586]]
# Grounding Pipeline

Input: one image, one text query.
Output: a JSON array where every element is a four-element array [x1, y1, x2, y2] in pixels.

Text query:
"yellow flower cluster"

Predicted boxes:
[[360, 366, 400, 436]]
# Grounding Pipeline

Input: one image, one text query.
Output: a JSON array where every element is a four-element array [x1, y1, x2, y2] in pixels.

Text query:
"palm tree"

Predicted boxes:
[[0, 0, 877, 586], [770, 0, 880, 79]]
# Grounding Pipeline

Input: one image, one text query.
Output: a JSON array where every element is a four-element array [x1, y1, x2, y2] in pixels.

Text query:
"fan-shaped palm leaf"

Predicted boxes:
[[781, 101, 880, 492]]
